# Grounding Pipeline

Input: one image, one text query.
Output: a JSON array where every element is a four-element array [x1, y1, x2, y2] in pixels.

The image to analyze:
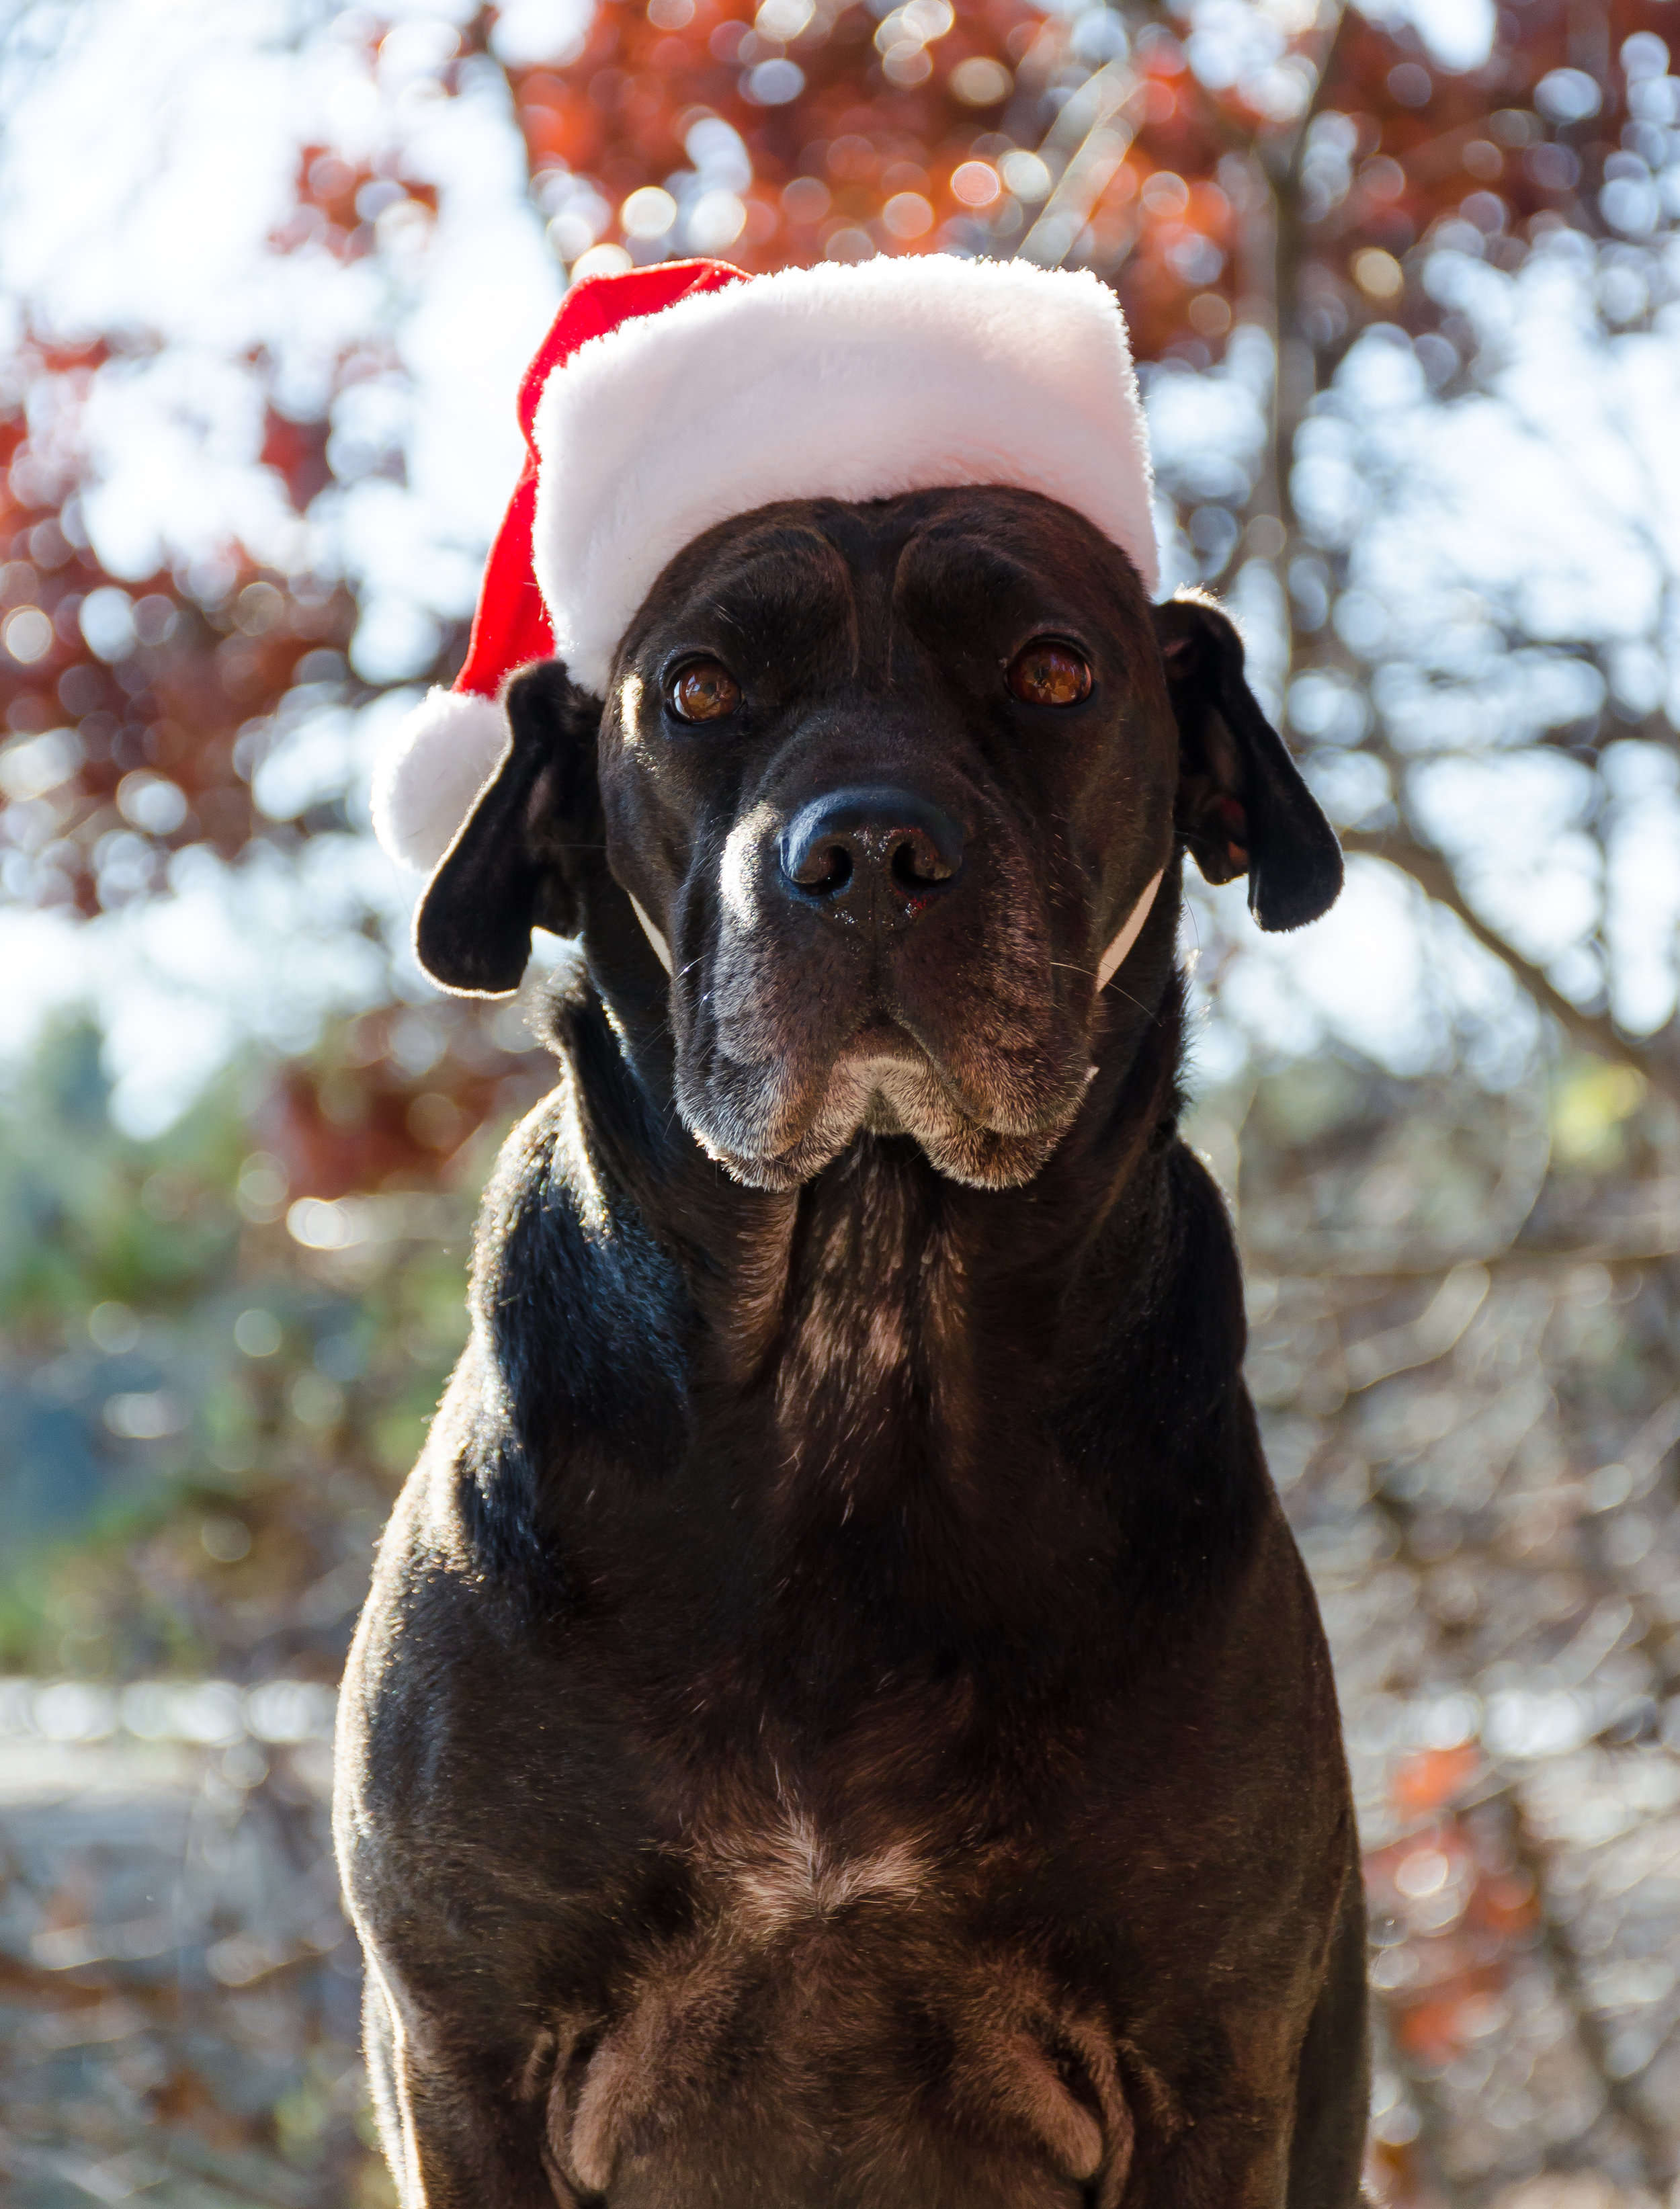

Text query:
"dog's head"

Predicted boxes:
[[415, 487, 1339, 1191]]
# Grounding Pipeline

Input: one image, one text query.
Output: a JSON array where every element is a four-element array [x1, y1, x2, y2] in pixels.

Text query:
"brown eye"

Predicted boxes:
[[669, 659, 741, 722], [1007, 640, 1092, 707]]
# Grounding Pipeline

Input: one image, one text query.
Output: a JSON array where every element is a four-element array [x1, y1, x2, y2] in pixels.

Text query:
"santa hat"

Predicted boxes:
[[373, 253, 1160, 874]]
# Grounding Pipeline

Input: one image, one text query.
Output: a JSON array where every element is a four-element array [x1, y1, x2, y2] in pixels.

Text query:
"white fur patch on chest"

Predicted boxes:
[[702, 1812, 929, 1940]]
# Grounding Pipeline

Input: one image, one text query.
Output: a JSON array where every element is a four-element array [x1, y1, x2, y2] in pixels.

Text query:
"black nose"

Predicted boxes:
[[779, 786, 964, 927]]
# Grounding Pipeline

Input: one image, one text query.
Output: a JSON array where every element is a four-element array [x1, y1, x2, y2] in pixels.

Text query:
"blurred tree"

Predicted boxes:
[[4, 4, 1680, 2206], [5, 0, 1679, 1081]]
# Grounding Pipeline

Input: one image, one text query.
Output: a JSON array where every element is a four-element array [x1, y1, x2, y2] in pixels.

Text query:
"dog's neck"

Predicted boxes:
[[552, 923, 1189, 1464], [466, 924, 1256, 1648], [542, 962, 1222, 1662]]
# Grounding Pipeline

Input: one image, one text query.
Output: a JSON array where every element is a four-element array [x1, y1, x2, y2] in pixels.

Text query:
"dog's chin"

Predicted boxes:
[[682, 1040, 1090, 1194]]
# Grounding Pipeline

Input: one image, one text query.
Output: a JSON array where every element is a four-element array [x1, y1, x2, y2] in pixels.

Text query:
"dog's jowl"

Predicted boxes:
[[337, 259, 1368, 2209]]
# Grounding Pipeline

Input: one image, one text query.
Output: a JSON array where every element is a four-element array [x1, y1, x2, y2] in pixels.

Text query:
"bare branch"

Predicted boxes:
[[1016, 61, 1138, 269], [1339, 827, 1680, 1110]]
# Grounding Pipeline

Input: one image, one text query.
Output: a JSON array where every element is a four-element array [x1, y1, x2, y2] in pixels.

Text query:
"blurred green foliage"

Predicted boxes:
[[0, 998, 555, 1684]]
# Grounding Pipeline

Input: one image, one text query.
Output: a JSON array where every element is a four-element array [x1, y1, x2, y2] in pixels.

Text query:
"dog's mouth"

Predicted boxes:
[[839, 1016, 924, 1120], [676, 999, 1094, 1195]]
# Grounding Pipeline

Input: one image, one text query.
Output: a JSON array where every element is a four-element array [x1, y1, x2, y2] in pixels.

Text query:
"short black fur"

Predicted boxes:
[[417, 663, 602, 994], [1157, 591, 1343, 933]]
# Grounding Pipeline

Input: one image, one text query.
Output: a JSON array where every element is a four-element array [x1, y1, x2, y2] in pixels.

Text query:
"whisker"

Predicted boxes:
[[1106, 982, 1161, 1026], [1042, 958, 1161, 1026]]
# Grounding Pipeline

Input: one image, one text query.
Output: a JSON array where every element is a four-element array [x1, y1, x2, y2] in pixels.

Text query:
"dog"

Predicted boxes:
[[335, 483, 1368, 2209]]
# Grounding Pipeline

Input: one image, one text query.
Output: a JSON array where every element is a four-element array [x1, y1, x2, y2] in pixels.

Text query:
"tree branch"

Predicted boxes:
[[1339, 827, 1680, 1110]]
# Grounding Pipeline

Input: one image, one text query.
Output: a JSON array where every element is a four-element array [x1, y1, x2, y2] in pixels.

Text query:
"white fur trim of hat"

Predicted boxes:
[[372, 687, 509, 875], [535, 255, 1157, 696]]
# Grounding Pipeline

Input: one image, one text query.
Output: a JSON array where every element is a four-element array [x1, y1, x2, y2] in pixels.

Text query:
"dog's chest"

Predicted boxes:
[[688, 1806, 935, 1945], [622, 1632, 1103, 2000]]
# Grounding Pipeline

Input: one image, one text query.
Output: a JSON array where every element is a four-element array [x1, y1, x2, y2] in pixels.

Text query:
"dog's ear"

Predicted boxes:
[[413, 661, 601, 995], [1154, 591, 1342, 931]]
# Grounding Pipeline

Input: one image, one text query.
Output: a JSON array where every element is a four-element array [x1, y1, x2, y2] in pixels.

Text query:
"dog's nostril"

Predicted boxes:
[[790, 840, 853, 894], [890, 831, 954, 890]]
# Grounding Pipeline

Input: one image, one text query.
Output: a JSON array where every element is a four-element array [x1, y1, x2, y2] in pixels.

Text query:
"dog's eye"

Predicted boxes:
[[668, 659, 741, 723], [1007, 640, 1092, 707]]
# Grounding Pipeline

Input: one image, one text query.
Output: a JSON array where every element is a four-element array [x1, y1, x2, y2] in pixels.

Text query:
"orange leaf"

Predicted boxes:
[[1390, 1745, 1478, 1818]]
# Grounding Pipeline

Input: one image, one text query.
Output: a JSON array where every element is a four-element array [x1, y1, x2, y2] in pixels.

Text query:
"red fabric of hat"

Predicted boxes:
[[370, 259, 747, 876], [457, 258, 748, 704]]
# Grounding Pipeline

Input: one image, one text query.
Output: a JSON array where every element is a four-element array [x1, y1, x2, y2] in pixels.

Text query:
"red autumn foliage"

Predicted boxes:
[[263, 1015, 521, 1200], [0, 401, 358, 913], [1390, 1743, 1481, 1819], [1363, 1747, 1541, 2124]]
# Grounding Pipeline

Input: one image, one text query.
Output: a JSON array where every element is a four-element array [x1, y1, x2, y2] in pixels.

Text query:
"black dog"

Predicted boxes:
[[335, 485, 1367, 2209]]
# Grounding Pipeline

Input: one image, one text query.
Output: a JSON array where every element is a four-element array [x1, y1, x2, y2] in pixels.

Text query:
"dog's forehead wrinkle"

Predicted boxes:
[[816, 525, 896, 687], [656, 524, 857, 652], [896, 525, 1050, 600]]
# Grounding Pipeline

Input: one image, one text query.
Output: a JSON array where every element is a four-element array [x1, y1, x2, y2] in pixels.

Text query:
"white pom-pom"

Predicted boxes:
[[371, 687, 510, 873]]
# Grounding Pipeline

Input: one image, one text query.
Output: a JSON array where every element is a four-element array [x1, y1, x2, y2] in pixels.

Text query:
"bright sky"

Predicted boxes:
[[0, 0, 1676, 1132]]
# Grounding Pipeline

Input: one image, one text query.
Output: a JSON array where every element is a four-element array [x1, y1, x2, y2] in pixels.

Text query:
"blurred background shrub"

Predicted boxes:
[[3, 1, 1680, 2203]]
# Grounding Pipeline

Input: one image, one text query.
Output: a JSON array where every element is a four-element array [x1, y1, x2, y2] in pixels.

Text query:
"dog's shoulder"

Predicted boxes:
[[470, 1039, 694, 1452]]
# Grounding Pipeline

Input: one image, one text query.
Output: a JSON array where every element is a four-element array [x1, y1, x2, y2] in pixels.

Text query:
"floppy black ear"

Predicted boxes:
[[1154, 591, 1342, 932], [413, 661, 601, 995]]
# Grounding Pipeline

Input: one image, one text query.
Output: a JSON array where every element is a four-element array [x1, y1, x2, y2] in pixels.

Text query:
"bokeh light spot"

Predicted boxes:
[[949, 161, 1001, 208]]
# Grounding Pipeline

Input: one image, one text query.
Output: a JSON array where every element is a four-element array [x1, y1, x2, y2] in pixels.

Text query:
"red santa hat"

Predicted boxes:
[[373, 253, 1160, 874]]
